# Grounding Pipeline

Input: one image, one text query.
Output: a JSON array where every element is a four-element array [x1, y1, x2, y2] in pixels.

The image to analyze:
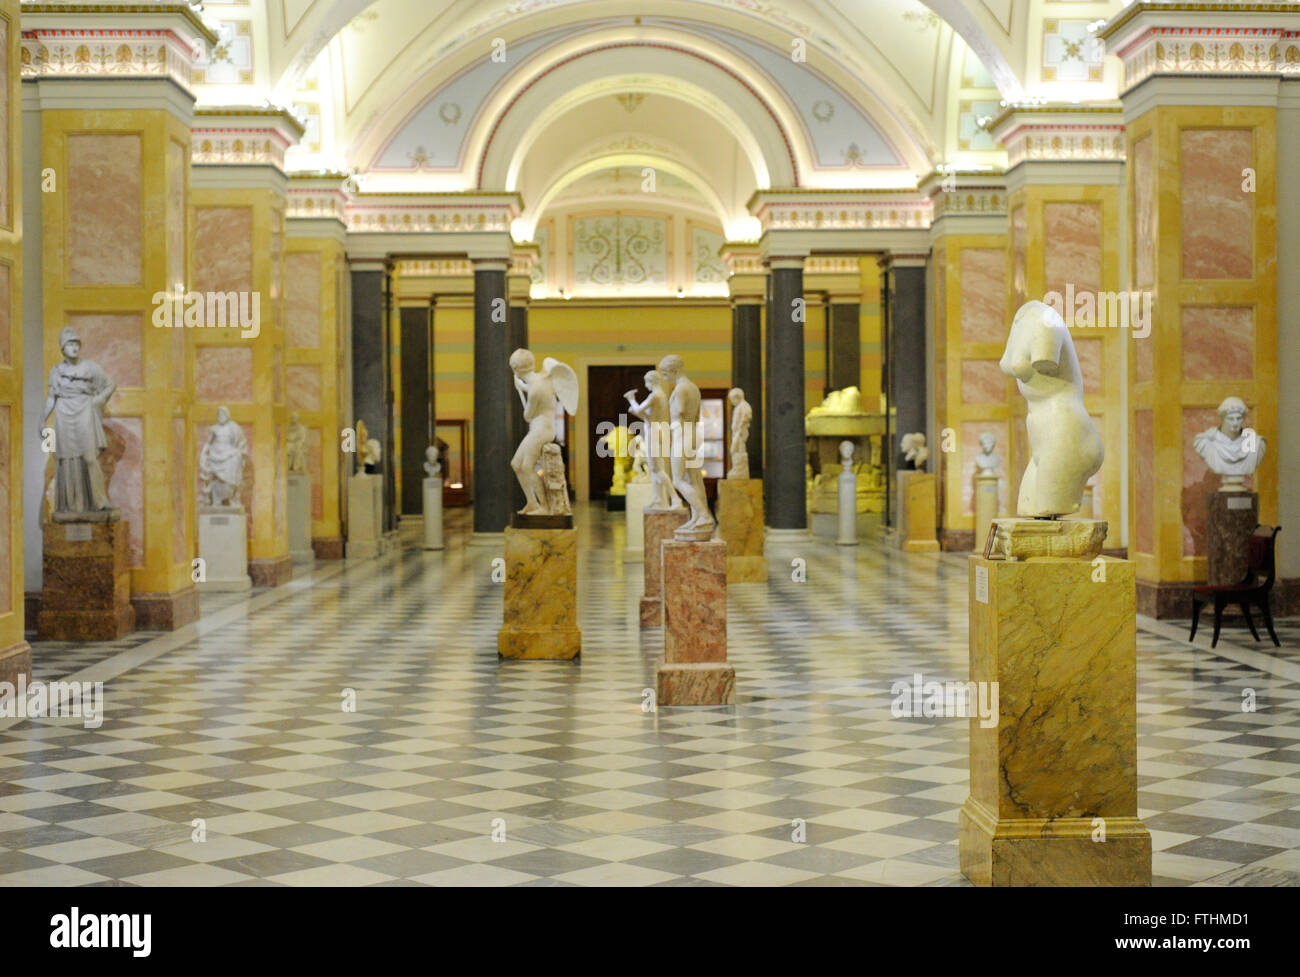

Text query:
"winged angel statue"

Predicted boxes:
[[509, 348, 579, 515]]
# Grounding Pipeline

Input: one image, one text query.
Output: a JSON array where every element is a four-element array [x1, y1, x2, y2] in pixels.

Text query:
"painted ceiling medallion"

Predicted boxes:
[[616, 93, 645, 112]]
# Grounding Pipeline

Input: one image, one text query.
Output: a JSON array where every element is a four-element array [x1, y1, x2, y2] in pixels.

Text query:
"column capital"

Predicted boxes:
[[879, 252, 929, 270], [193, 105, 305, 173], [472, 257, 510, 273], [920, 169, 1008, 238]]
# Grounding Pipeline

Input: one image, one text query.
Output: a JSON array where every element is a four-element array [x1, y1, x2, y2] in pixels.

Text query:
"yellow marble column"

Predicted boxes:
[[0, 0, 24, 683], [24, 7, 216, 630], [191, 109, 302, 587]]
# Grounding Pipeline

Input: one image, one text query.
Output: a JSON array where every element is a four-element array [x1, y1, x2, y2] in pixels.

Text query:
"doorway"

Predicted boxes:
[[587, 364, 653, 500]]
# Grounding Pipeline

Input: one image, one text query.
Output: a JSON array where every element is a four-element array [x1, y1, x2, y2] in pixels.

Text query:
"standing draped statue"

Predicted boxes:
[[42, 327, 119, 521]]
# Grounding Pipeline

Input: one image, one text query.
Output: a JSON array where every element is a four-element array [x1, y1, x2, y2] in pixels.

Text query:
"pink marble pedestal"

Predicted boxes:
[[639, 507, 689, 627], [657, 539, 735, 705]]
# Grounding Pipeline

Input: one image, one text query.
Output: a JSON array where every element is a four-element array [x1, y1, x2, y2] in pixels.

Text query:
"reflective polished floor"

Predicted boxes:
[[2, 505, 1299, 886]]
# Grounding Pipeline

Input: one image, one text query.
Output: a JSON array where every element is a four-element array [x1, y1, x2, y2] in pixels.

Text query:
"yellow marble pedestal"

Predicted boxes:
[[717, 479, 767, 582], [959, 555, 1151, 886], [897, 470, 939, 552], [498, 528, 581, 660]]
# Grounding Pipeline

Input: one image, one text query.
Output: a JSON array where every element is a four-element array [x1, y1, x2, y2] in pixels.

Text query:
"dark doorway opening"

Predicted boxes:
[[587, 364, 653, 500]]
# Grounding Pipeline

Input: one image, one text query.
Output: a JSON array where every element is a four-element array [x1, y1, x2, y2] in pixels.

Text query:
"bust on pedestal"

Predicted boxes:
[[346, 419, 384, 559], [1195, 397, 1265, 585], [423, 445, 444, 551], [973, 433, 1001, 552], [892, 432, 939, 552], [717, 388, 766, 579], [836, 440, 857, 546], [197, 406, 252, 591], [286, 412, 314, 564]]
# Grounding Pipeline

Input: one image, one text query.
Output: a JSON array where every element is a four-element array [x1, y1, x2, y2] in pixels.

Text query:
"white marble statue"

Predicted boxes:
[[424, 444, 441, 479], [286, 412, 308, 475], [199, 406, 248, 508], [509, 348, 579, 515], [999, 299, 1103, 517], [1194, 396, 1265, 491], [624, 369, 681, 510], [901, 432, 929, 471], [628, 433, 649, 483], [41, 326, 119, 520], [726, 388, 751, 480], [975, 432, 1000, 476], [659, 354, 716, 539]]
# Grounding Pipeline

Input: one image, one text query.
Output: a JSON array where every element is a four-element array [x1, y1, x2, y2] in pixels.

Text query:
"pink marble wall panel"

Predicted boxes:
[[1011, 206, 1027, 308], [1182, 407, 1223, 556], [960, 419, 1009, 517], [0, 261, 9, 367], [286, 252, 322, 348], [1181, 129, 1253, 280], [68, 134, 142, 286], [960, 249, 1007, 344], [195, 346, 253, 403], [960, 359, 1005, 404], [196, 421, 255, 533], [193, 207, 253, 293], [1074, 336, 1103, 396], [1044, 202, 1102, 299], [0, 406, 9, 613], [287, 364, 322, 412], [67, 314, 143, 388], [1136, 329, 1154, 383], [172, 417, 187, 565], [167, 140, 185, 290], [101, 416, 144, 567], [1133, 136, 1155, 289], [309, 428, 322, 521], [0, 19, 9, 230], [1135, 409, 1154, 554], [1182, 306, 1254, 381]]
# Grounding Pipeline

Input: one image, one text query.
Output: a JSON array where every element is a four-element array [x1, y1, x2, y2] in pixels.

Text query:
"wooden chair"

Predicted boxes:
[[1189, 525, 1281, 649]]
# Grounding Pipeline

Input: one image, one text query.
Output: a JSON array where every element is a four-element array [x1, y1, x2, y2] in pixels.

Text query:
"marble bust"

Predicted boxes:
[[624, 369, 680, 510], [839, 440, 855, 465], [424, 444, 441, 479], [354, 419, 382, 473], [510, 348, 579, 515], [659, 354, 715, 540], [999, 300, 1103, 518], [975, 433, 1000, 476], [726, 388, 751, 480], [901, 432, 929, 471], [286, 412, 307, 475], [41, 326, 120, 521], [1194, 396, 1265, 491], [199, 406, 247, 509]]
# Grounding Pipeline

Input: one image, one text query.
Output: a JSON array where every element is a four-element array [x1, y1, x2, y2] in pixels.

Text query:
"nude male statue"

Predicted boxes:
[[726, 388, 751, 480], [624, 370, 681, 510], [658, 354, 715, 539]]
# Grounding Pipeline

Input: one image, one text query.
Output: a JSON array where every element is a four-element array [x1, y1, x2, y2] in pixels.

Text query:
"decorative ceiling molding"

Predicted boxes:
[[987, 104, 1125, 167], [749, 189, 932, 231], [344, 192, 523, 234]]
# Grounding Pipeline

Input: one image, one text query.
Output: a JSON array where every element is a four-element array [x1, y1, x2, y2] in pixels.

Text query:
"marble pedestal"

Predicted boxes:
[[346, 473, 383, 559], [959, 555, 1151, 886], [1208, 491, 1257, 586], [623, 481, 652, 563], [717, 479, 767, 581], [836, 471, 857, 546], [198, 509, 252, 592], [288, 474, 314, 564], [498, 527, 581, 660], [38, 520, 135, 640], [657, 539, 734, 705], [423, 477, 444, 550], [974, 473, 999, 553], [894, 470, 939, 552], [640, 507, 689, 626]]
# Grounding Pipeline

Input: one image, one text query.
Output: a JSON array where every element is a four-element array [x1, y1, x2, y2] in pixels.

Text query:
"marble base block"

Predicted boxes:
[[640, 507, 689, 627], [0, 641, 32, 688], [657, 662, 736, 706], [198, 510, 252, 592], [498, 527, 581, 660], [974, 473, 999, 554], [423, 477, 444, 551], [346, 473, 383, 559], [959, 555, 1151, 886], [717, 479, 767, 582], [1208, 491, 1257, 586], [288, 474, 315, 564], [896, 470, 939, 552], [623, 481, 652, 562], [658, 539, 732, 705], [38, 521, 136, 641]]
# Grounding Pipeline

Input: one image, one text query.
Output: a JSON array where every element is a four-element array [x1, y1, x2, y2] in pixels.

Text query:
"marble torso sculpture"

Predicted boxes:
[[199, 406, 247, 508], [1194, 397, 1265, 491], [510, 348, 579, 515], [727, 388, 752, 480], [286, 412, 307, 475], [901, 433, 929, 471], [999, 300, 1103, 517], [625, 369, 681, 510], [424, 445, 441, 479], [42, 327, 119, 520], [975, 433, 1000, 476], [659, 354, 716, 539], [628, 433, 649, 483]]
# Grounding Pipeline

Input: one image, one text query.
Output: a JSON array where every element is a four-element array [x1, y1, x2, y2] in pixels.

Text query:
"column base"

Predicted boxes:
[[622, 546, 643, 563], [131, 586, 199, 630], [0, 641, 32, 687], [38, 606, 135, 642], [639, 596, 661, 627], [657, 662, 735, 705], [959, 798, 1151, 886], [468, 531, 505, 548], [312, 537, 344, 560], [726, 555, 767, 582], [249, 556, 293, 588], [498, 628, 581, 660]]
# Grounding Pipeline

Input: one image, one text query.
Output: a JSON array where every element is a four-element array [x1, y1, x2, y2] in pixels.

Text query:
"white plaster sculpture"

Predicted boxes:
[[41, 326, 119, 521], [975, 432, 1000, 476], [286, 411, 308, 475], [424, 444, 441, 479], [726, 388, 752, 480], [199, 406, 248, 509], [999, 300, 1103, 517], [1194, 396, 1265, 491], [901, 432, 929, 471], [658, 354, 716, 540], [837, 440, 858, 546], [624, 369, 681, 510], [628, 433, 650, 483], [509, 348, 579, 515]]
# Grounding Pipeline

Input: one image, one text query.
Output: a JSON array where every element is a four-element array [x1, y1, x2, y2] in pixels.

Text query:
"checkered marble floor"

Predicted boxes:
[[2, 505, 1298, 886]]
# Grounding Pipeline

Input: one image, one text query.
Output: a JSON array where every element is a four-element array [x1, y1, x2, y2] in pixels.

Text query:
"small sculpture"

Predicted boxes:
[[286, 411, 307, 475], [1194, 396, 1265, 491], [999, 300, 1103, 517], [659, 354, 715, 540], [839, 440, 855, 466], [808, 386, 866, 416], [975, 432, 1000, 476], [901, 432, 929, 471], [624, 369, 681, 510], [199, 406, 248, 508], [509, 348, 579, 515], [726, 388, 751, 480], [628, 433, 649, 483], [355, 418, 382, 471], [542, 443, 572, 515], [41, 326, 119, 520], [424, 444, 441, 479]]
